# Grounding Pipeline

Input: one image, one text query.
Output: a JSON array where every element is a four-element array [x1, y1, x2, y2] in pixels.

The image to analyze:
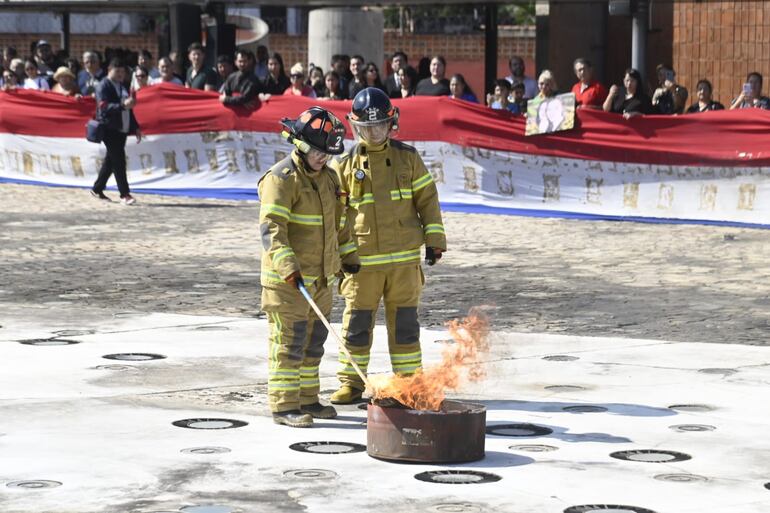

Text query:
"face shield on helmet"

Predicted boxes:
[[348, 87, 399, 145]]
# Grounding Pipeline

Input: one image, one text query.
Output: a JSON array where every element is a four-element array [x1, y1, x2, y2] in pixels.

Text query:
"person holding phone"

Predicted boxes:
[[652, 64, 688, 114], [730, 71, 770, 110]]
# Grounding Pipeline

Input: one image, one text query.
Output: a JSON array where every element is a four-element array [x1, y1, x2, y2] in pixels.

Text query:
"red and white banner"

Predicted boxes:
[[0, 85, 768, 227]]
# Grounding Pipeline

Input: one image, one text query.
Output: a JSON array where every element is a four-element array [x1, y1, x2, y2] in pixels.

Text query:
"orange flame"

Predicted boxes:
[[367, 309, 490, 411]]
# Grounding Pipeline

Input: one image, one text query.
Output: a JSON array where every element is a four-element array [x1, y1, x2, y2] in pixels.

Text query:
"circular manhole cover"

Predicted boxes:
[[283, 469, 338, 480], [180, 506, 235, 513], [6, 480, 62, 489], [542, 355, 579, 362], [487, 423, 553, 437], [564, 506, 657, 513], [289, 441, 366, 454], [668, 404, 715, 412], [181, 446, 232, 455], [669, 424, 716, 432], [426, 503, 483, 513], [94, 364, 136, 371], [610, 450, 692, 463], [52, 329, 94, 337], [563, 405, 608, 413], [102, 353, 166, 361], [653, 473, 708, 483], [193, 283, 226, 289], [193, 326, 231, 331], [415, 470, 501, 485], [172, 418, 248, 430], [545, 385, 586, 392], [697, 368, 737, 375], [509, 444, 559, 453], [113, 312, 143, 318], [18, 338, 80, 346]]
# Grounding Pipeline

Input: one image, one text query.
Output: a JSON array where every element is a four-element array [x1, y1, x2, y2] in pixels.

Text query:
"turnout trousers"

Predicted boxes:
[[337, 264, 424, 390], [262, 280, 332, 413]]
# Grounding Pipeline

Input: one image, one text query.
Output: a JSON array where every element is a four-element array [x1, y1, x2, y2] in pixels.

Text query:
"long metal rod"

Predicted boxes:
[[297, 283, 373, 391]]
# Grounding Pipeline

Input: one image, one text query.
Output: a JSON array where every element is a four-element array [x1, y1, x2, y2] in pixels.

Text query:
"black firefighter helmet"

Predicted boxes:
[[280, 107, 346, 155], [349, 87, 399, 128]]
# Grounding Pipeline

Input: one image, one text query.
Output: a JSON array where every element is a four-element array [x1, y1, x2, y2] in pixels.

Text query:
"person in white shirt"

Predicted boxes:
[[505, 55, 537, 100], [149, 57, 183, 86], [22, 60, 49, 90]]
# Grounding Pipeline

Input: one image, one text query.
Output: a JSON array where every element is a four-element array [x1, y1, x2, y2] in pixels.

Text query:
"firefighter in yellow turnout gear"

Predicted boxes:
[[259, 107, 360, 427], [331, 88, 447, 404]]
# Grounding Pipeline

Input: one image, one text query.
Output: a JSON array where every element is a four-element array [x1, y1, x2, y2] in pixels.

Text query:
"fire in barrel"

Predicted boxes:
[[365, 310, 490, 463]]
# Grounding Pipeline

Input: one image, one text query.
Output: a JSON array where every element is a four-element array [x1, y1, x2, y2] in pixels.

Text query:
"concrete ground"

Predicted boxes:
[[1, 183, 769, 513]]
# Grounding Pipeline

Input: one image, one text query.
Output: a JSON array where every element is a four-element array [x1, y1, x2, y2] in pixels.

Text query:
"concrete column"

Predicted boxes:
[[308, 8, 383, 72], [484, 3, 498, 96], [60, 12, 70, 55], [632, 0, 648, 80]]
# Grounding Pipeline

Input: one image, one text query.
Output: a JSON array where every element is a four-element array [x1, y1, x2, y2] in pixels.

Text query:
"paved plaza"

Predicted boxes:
[[1, 183, 768, 513]]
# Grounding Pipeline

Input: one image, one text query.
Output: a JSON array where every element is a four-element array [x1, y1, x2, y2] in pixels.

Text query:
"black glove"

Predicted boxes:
[[425, 247, 443, 266], [342, 263, 361, 274]]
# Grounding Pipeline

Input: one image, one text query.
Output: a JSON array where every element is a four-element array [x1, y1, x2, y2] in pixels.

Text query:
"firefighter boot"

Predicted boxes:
[[273, 410, 313, 428], [330, 385, 364, 404], [301, 402, 338, 419]]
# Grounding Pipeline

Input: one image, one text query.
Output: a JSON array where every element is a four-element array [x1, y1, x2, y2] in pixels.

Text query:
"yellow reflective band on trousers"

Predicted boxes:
[[337, 353, 371, 376], [349, 193, 375, 207], [262, 203, 290, 220], [358, 248, 421, 267], [289, 213, 323, 226], [391, 349, 422, 374], [300, 366, 320, 388], [339, 215, 347, 229], [423, 223, 445, 236], [411, 173, 434, 192], [390, 189, 414, 200]]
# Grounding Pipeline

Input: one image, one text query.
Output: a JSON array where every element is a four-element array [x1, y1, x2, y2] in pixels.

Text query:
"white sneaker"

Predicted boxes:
[[120, 194, 136, 206]]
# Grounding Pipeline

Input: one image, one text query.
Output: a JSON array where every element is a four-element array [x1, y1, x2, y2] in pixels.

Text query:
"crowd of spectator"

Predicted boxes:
[[1, 39, 768, 120]]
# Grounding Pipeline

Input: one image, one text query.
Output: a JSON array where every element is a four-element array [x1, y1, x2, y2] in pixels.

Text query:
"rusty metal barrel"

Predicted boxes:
[[366, 400, 486, 463]]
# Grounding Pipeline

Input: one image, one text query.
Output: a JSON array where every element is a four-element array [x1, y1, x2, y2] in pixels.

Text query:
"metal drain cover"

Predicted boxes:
[[193, 326, 231, 331], [52, 329, 94, 337], [543, 355, 579, 361], [545, 385, 586, 392], [18, 338, 79, 346], [172, 418, 248, 430], [102, 353, 166, 361], [283, 468, 338, 480], [654, 473, 708, 483], [564, 506, 657, 513], [113, 312, 143, 318], [486, 423, 553, 437], [289, 442, 366, 454], [6, 480, 62, 489], [668, 404, 714, 412], [94, 364, 136, 371], [181, 446, 232, 454], [669, 424, 716, 432], [180, 506, 234, 513], [610, 450, 691, 463], [289, 441, 366, 454], [427, 503, 483, 512], [563, 405, 608, 413], [697, 368, 737, 375], [509, 444, 559, 452], [415, 470, 501, 484]]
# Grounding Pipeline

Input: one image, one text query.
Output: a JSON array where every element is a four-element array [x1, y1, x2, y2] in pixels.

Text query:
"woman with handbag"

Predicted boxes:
[[90, 58, 142, 205]]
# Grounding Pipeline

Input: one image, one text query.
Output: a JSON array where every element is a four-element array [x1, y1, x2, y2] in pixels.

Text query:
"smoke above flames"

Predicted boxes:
[[367, 309, 490, 411]]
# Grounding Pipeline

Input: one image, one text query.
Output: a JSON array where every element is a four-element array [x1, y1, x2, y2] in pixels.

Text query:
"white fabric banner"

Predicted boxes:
[[0, 131, 767, 226]]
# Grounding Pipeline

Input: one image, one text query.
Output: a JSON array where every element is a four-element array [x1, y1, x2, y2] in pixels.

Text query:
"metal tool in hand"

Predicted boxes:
[[297, 282, 373, 391]]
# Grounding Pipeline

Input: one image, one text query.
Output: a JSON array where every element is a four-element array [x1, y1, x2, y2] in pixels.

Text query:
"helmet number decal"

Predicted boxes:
[[366, 107, 379, 121]]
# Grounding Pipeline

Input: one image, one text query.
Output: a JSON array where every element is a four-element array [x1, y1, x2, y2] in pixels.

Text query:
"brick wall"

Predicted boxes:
[[673, 1, 770, 105], [0, 33, 160, 62]]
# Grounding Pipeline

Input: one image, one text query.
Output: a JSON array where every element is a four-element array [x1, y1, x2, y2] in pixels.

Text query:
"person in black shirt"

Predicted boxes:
[[215, 54, 234, 91], [347, 54, 366, 99], [263, 52, 290, 95], [686, 79, 724, 113], [219, 50, 264, 108], [185, 42, 217, 91], [603, 68, 652, 119], [384, 51, 408, 98], [415, 56, 450, 96]]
